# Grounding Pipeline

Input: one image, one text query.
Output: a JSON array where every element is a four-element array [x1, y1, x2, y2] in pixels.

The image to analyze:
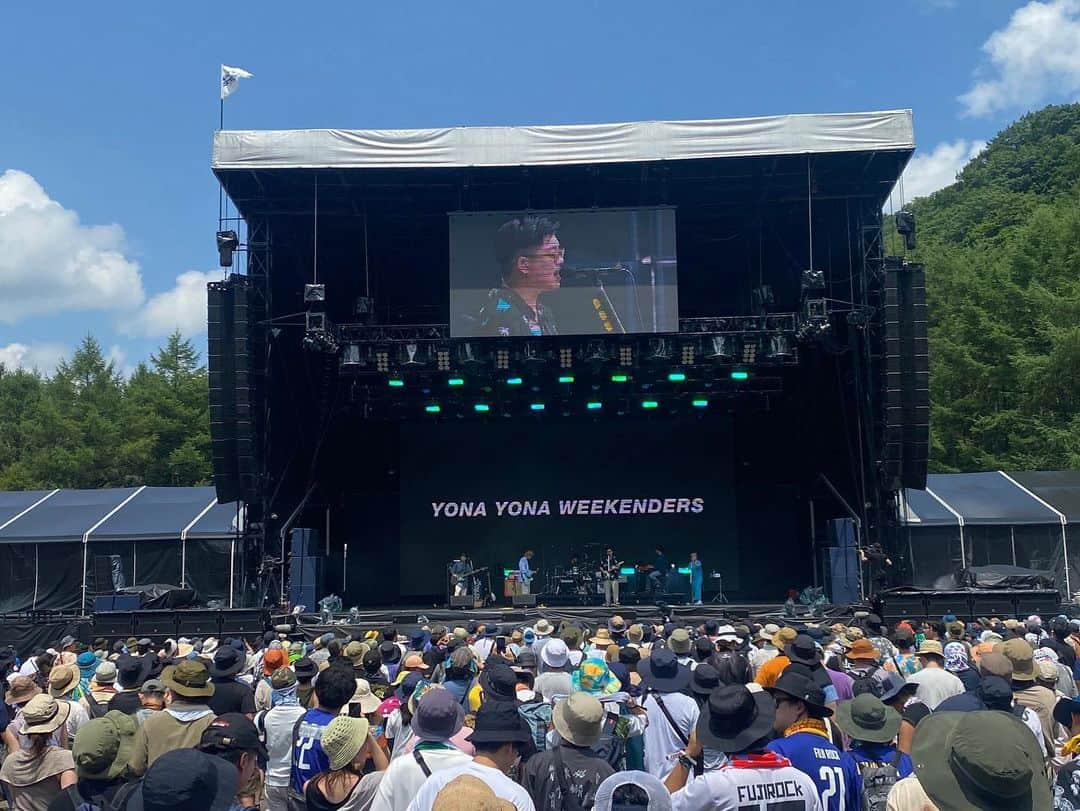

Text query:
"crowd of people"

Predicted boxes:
[[1, 611, 1078, 809]]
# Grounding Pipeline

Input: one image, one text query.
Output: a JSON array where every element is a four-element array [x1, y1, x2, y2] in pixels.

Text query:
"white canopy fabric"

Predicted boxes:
[[212, 110, 914, 171]]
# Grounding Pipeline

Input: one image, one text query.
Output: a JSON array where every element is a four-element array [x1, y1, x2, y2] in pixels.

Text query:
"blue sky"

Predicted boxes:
[[1, 0, 1078, 374]]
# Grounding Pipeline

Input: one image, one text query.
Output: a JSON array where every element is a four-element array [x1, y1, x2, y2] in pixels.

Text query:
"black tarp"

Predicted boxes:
[[961, 564, 1056, 589]]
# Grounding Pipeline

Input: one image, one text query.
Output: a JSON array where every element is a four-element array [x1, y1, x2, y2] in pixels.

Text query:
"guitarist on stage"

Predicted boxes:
[[450, 553, 474, 597], [518, 549, 535, 595], [600, 547, 624, 607]]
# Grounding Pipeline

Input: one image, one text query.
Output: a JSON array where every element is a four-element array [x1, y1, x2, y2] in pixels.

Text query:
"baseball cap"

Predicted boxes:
[[198, 713, 268, 767]]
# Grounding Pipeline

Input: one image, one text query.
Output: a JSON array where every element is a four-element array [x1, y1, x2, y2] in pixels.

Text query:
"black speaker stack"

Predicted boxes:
[[208, 274, 254, 505], [882, 259, 929, 491], [288, 528, 326, 610]]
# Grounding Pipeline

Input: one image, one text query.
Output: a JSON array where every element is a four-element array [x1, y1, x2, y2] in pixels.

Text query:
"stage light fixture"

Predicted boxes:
[[647, 338, 672, 362], [530, 403, 545, 412], [473, 403, 490, 413], [388, 378, 404, 388], [586, 341, 608, 364], [303, 283, 326, 303], [740, 337, 758, 364], [558, 375, 575, 384], [801, 268, 825, 292], [731, 370, 750, 381], [216, 230, 239, 267], [425, 404, 441, 414], [375, 350, 390, 373], [506, 377, 523, 386], [610, 373, 628, 383], [705, 335, 735, 362], [458, 343, 483, 366], [692, 399, 709, 408], [680, 342, 696, 365], [559, 346, 574, 369], [586, 401, 602, 411], [340, 344, 361, 368], [895, 210, 917, 250], [641, 400, 659, 409], [448, 377, 464, 387], [495, 348, 510, 370], [767, 334, 794, 360], [618, 345, 633, 367], [668, 372, 686, 383]]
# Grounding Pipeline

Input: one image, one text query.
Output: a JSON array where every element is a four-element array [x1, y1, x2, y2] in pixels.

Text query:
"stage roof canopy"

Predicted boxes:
[[212, 110, 914, 171], [901, 471, 1076, 527], [0, 486, 240, 544]]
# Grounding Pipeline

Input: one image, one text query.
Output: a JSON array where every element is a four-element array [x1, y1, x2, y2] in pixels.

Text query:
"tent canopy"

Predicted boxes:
[[902, 471, 1073, 526], [0, 487, 241, 544]]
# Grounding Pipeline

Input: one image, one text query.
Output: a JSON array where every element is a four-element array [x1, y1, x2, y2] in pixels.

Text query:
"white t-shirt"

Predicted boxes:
[[534, 672, 573, 701], [405, 761, 535, 811], [256, 704, 308, 787], [672, 764, 822, 811], [642, 690, 700, 780], [905, 667, 964, 709], [60, 698, 89, 740], [372, 744, 471, 811]]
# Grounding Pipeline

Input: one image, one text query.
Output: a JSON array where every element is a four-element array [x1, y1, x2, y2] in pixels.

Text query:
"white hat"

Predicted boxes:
[[540, 639, 569, 669], [716, 625, 742, 643]]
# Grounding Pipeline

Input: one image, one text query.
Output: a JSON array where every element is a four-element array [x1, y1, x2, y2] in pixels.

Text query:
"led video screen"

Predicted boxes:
[[450, 207, 678, 338]]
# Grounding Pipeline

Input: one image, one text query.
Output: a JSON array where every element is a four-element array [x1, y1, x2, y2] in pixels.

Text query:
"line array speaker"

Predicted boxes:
[[208, 275, 252, 504]]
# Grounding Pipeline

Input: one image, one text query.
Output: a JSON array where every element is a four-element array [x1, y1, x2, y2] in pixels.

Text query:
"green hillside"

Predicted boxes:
[[905, 103, 1080, 472]]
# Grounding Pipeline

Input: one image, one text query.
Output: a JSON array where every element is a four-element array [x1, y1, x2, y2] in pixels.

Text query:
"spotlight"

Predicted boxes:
[[767, 335, 794, 360], [692, 399, 709, 408], [731, 370, 750, 381], [680, 342, 696, 365], [586, 401, 602, 411], [668, 372, 686, 383], [705, 336, 735, 362], [216, 230, 239, 267], [435, 349, 451, 372], [447, 377, 465, 387], [801, 269, 825, 292], [424, 404, 441, 414], [641, 400, 659, 410], [558, 375, 575, 384], [610, 374, 628, 384], [559, 347, 574, 369], [473, 403, 490, 413], [340, 344, 361, 368], [740, 337, 758, 364], [647, 338, 672, 363], [530, 403, 545, 412], [495, 348, 510, 370], [303, 284, 326, 303], [895, 210, 916, 250], [618, 345, 633, 367]]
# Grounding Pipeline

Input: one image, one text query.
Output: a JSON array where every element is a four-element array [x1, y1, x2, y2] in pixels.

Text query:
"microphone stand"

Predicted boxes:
[[595, 277, 626, 334]]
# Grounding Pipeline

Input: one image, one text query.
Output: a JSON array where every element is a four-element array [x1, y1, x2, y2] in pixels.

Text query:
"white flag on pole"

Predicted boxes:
[[221, 64, 253, 100]]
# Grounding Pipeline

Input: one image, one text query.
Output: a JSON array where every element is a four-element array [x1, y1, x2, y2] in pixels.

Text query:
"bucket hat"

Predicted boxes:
[[22, 694, 71, 734], [72, 710, 137, 780], [695, 684, 775, 753], [917, 640, 945, 660], [534, 619, 554, 637], [690, 663, 721, 696], [467, 700, 532, 745], [128, 748, 236, 811], [162, 660, 215, 698], [594, 771, 672, 811], [998, 638, 1036, 682], [552, 693, 604, 747], [590, 628, 613, 646], [342, 678, 381, 715], [208, 647, 245, 678], [320, 715, 370, 771], [540, 639, 569, 670], [770, 669, 833, 719], [48, 663, 82, 697], [784, 634, 820, 666], [834, 693, 899, 743], [668, 629, 692, 655], [845, 639, 880, 662], [411, 687, 465, 742], [638, 648, 691, 693]]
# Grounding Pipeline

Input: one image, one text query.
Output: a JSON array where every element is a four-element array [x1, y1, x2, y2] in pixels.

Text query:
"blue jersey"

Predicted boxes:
[[291, 707, 336, 793], [767, 731, 861, 811], [849, 742, 914, 778]]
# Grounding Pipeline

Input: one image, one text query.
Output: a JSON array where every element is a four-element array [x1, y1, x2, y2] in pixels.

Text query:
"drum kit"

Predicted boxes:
[[543, 544, 615, 600]]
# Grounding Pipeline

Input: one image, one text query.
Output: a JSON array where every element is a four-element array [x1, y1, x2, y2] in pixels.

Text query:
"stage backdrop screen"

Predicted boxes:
[[398, 418, 734, 598], [450, 207, 678, 338]]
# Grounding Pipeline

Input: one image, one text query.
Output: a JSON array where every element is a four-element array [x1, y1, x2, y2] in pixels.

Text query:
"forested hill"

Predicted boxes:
[[905, 103, 1079, 473]]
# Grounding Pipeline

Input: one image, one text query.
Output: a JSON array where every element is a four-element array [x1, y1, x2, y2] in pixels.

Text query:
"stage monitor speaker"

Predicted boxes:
[[880, 594, 926, 623], [1015, 594, 1061, 619], [291, 528, 321, 558], [970, 596, 1015, 620], [220, 609, 266, 637], [173, 610, 222, 638], [449, 596, 474, 609], [92, 612, 135, 639], [133, 611, 180, 638], [828, 547, 860, 605], [512, 594, 538, 608], [208, 275, 253, 504], [828, 519, 858, 549], [924, 595, 968, 621], [94, 594, 140, 612]]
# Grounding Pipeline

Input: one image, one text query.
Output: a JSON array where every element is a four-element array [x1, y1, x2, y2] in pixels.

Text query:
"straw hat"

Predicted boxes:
[[589, 628, 613, 646], [22, 694, 71, 735], [433, 775, 515, 811], [340, 679, 380, 715]]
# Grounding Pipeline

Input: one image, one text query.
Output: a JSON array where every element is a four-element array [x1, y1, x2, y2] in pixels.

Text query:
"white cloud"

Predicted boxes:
[[122, 270, 221, 338], [0, 342, 68, 376], [959, 0, 1080, 116], [0, 170, 146, 324], [897, 138, 987, 201]]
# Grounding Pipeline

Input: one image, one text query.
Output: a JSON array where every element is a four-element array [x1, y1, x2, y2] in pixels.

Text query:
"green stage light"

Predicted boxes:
[[677, 566, 691, 575], [668, 372, 687, 382], [448, 377, 465, 386], [473, 403, 490, 413], [692, 399, 709, 408], [424, 404, 441, 413], [506, 377, 523, 386], [731, 370, 749, 381], [530, 403, 545, 411], [388, 378, 404, 388], [586, 401, 602, 410], [641, 400, 659, 409], [619, 566, 635, 576], [610, 374, 628, 383], [558, 375, 575, 384]]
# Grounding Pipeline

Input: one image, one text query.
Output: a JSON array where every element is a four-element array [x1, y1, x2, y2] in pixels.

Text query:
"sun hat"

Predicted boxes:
[[998, 638, 1036, 682], [201, 637, 219, 656], [715, 625, 742, 644], [772, 626, 798, 649], [540, 638, 569, 669], [513, 650, 538, 671], [638, 648, 691, 693], [293, 657, 318, 680], [552, 693, 605, 747], [117, 656, 149, 689], [162, 660, 215, 698], [978, 651, 1013, 680], [590, 628, 613, 646], [270, 667, 296, 689], [48, 663, 82, 697], [572, 658, 619, 695], [944, 642, 971, 673], [343, 640, 367, 666], [132, 748, 237, 811], [878, 671, 918, 704], [845, 639, 880, 662], [627, 624, 644, 644], [608, 615, 627, 634], [917, 639, 945, 660], [912, 710, 1050, 811], [691, 663, 721, 696], [94, 660, 118, 685], [341, 678, 381, 715], [522, 628, 536, 645], [834, 693, 899, 743], [22, 693, 71, 735], [319, 715, 370, 771], [593, 771, 673, 811], [395, 670, 425, 703], [534, 619, 554, 637], [261, 648, 287, 676], [379, 641, 402, 664], [412, 686, 465, 741], [468, 700, 533, 745], [1054, 696, 1080, 728], [696, 683, 775, 753], [770, 669, 833, 719], [432, 774, 515, 811], [8, 675, 40, 706], [72, 710, 137, 780], [668, 629, 692, 655], [759, 623, 781, 642], [479, 662, 518, 702], [208, 647, 245, 678], [783, 633, 821, 667]]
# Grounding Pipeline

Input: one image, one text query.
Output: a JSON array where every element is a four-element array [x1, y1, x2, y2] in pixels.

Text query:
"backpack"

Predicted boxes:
[[708, 651, 753, 685], [588, 707, 629, 769], [857, 749, 903, 811], [64, 781, 140, 811], [848, 663, 883, 698], [83, 692, 110, 720], [518, 700, 552, 753]]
